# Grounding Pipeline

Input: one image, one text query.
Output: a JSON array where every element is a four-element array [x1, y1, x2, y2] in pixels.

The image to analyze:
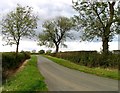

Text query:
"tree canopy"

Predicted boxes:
[[72, 1, 120, 54], [38, 16, 74, 53], [2, 4, 38, 54]]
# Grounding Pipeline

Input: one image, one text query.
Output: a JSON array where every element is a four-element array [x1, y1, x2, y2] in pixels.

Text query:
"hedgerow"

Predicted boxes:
[[2, 52, 31, 82], [50, 51, 119, 69]]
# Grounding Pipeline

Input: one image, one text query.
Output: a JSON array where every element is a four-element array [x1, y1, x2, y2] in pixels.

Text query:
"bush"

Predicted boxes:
[[46, 50, 52, 55], [2, 52, 31, 81], [21, 51, 31, 59], [38, 50, 45, 54], [50, 51, 119, 69]]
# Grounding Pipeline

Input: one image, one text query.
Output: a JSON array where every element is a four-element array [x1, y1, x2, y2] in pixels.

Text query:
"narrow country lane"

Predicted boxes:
[[37, 55, 118, 91]]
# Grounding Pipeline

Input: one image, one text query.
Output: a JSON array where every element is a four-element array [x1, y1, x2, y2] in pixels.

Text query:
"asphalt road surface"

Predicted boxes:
[[37, 55, 118, 91]]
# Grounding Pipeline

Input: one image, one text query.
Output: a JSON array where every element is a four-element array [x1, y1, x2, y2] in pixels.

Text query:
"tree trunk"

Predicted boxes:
[[16, 40, 20, 56], [102, 37, 109, 55], [55, 44, 59, 53], [102, 27, 109, 55]]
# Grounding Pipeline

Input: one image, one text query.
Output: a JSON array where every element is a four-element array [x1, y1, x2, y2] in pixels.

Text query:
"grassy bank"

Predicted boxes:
[[44, 55, 119, 80], [2, 55, 48, 92]]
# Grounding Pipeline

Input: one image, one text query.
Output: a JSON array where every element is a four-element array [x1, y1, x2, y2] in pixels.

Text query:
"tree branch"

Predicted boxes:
[[91, 4, 105, 29]]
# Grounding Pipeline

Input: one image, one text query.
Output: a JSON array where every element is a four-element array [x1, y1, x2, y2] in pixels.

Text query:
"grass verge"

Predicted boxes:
[[44, 55, 119, 80], [2, 55, 48, 92]]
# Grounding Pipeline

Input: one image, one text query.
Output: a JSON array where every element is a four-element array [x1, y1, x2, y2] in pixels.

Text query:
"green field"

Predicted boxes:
[[2, 55, 48, 92], [44, 55, 119, 80]]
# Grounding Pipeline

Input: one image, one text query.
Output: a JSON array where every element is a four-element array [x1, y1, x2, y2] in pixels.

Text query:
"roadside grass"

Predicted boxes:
[[2, 55, 48, 92], [44, 55, 119, 80]]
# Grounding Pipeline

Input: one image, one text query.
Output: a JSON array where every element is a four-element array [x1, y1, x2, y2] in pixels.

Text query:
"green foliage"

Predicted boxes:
[[2, 4, 38, 53], [2, 52, 31, 81], [72, 1, 120, 54], [38, 50, 45, 54], [2, 56, 48, 91], [46, 50, 52, 55], [72, 1, 120, 41], [38, 16, 74, 53], [31, 53, 40, 55], [20, 51, 31, 59], [50, 51, 119, 68], [45, 55, 119, 80]]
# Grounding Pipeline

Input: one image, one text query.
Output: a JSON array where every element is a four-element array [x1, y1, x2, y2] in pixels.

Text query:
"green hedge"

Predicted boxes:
[[50, 51, 119, 68], [2, 52, 31, 81]]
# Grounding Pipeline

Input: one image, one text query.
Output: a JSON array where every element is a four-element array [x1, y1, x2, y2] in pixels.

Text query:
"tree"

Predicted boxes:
[[72, 1, 120, 55], [38, 16, 74, 53], [46, 50, 52, 54], [38, 50, 45, 54], [32, 50, 36, 53], [2, 4, 38, 55]]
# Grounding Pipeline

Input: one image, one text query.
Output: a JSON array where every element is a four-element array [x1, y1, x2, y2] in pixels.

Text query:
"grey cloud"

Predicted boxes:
[[0, 0, 80, 42], [37, 2, 76, 19], [0, 0, 76, 21]]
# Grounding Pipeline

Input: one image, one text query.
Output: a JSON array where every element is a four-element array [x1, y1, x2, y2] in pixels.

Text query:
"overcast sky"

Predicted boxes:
[[0, 0, 119, 52]]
